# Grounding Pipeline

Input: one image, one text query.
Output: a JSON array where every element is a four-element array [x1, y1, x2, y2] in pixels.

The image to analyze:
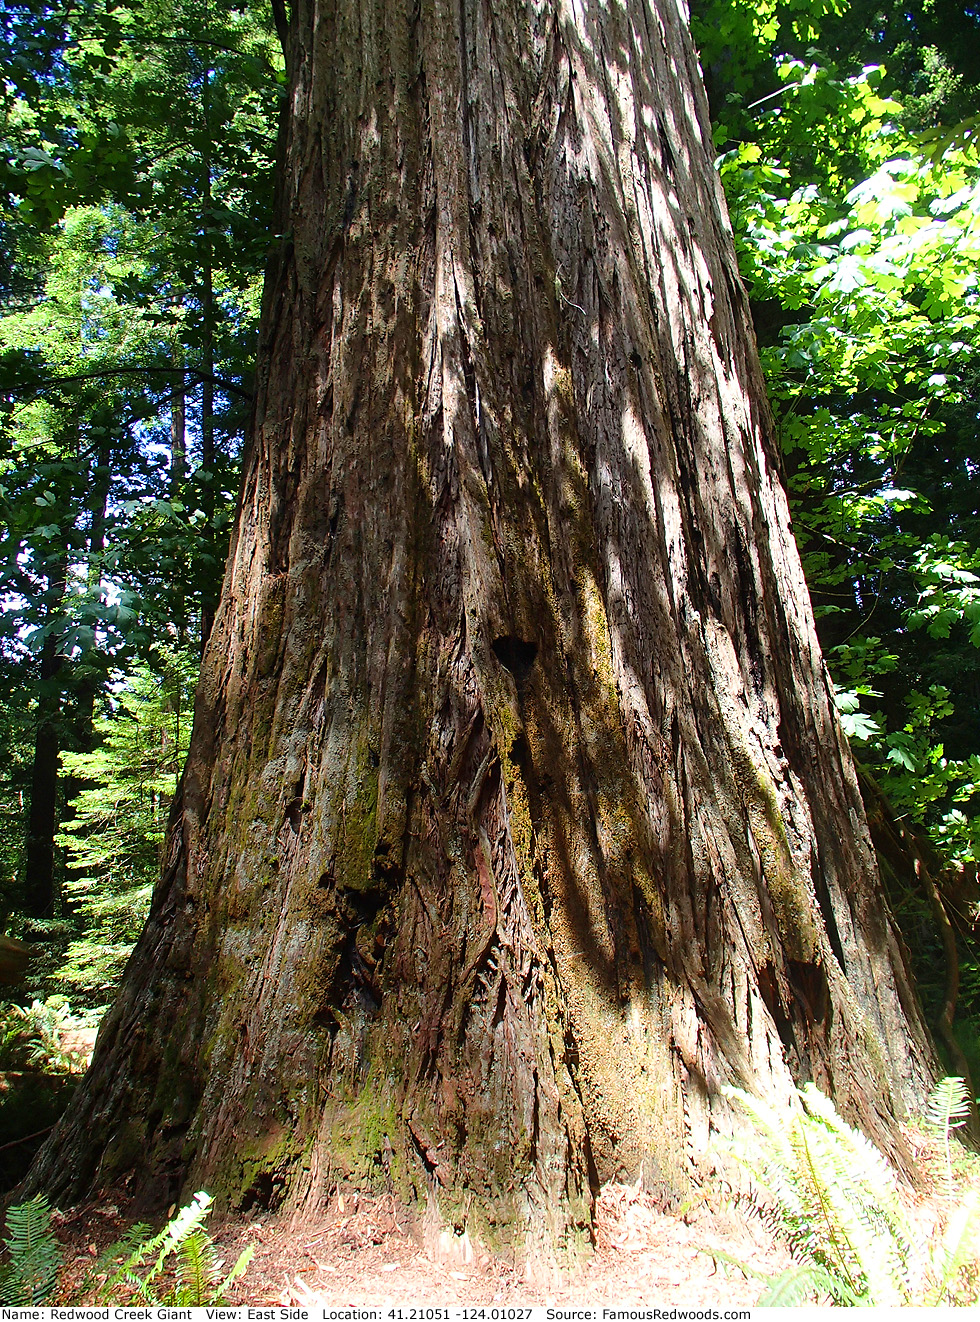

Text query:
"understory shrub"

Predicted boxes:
[[719, 1080, 980, 1305]]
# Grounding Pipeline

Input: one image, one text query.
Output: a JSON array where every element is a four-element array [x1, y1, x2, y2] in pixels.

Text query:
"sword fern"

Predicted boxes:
[[720, 1082, 980, 1305]]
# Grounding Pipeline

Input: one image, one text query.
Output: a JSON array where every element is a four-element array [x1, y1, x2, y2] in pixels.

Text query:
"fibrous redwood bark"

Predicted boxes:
[[28, 0, 936, 1255]]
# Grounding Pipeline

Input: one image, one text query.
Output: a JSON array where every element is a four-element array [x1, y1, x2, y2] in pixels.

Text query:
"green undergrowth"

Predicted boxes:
[[0, 998, 99, 1193], [0, 1191, 252, 1306], [0, 1196, 61, 1305], [0, 998, 95, 1075], [715, 1079, 980, 1305]]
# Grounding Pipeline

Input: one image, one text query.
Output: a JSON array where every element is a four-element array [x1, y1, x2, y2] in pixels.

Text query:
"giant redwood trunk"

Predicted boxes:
[[28, 0, 936, 1255]]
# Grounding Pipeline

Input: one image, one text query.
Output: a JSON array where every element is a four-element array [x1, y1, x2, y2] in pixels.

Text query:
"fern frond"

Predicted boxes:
[[724, 1086, 801, 1170], [95, 1192, 250, 1307], [795, 1100, 913, 1304], [216, 1245, 254, 1302], [800, 1084, 906, 1220], [0, 1196, 62, 1305], [721, 1083, 927, 1305], [925, 1077, 970, 1137], [151, 1191, 213, 1278], [169, 1230, 219, 1305], [700, 1246, 769, 1280], [100, 1221, 153, 1265], [757, 1260, 863, 1306], [96, 1196, 211, 1304], [97, 1216, 175, 1302], [925, 1076, 972, 1195], [720, 1083, 980, 1307], [785, 1119, 850, 1278], [925, 1188, 980, 1305]]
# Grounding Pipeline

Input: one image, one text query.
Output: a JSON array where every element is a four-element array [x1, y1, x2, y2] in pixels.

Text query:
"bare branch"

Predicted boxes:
[[3, 365, 253, 402]]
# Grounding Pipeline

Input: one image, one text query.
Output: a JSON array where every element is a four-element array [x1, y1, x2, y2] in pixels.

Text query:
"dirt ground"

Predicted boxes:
[[14, 1025, 788, 1307], [40, 1032, 974, 1309], [49, 1122, 978, 1308], [55, 1180, 791, 1307]]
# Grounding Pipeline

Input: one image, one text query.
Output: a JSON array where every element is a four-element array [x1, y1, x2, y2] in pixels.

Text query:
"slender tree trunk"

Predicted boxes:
[[199, 32, 217, 651], [171, 366, 187, 502], [24, 682, 61, 919], [59, 440, 113, 911], [171, 351, 188, 644], [26, 0, 937, 1255], [199, 269, 215, 648], [72, 437, 112, 744], [24, 548, 68, 918]]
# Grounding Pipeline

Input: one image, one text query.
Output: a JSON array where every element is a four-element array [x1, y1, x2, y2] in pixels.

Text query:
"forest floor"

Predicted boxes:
[[54, 1179, 792, 1307], [28, 1024, 975, 1309], [49, 1123, 980, 1308]]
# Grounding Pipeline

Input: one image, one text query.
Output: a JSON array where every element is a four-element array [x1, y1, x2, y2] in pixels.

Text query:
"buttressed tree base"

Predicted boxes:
[[27, 0, 937, 1258]]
